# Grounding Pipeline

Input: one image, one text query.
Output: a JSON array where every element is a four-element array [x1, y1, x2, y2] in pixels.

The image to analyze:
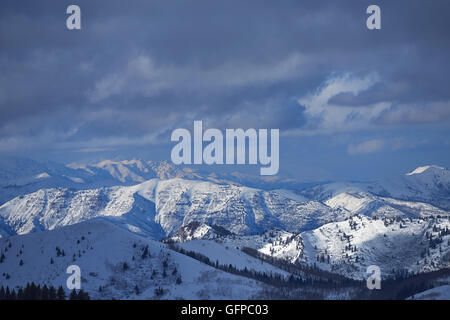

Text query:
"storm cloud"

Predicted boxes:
[[0, 0, 449, 179]]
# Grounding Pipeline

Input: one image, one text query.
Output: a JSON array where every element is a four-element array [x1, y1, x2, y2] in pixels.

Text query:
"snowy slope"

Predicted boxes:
[[0, 157, 94, 206], [298, 215, 450, 279], [1, 160, 449, 291], [300, 177, 449, 219], [169, 221, 233, 242], [367, 165, 450, 210], [170, 216, 450, 280], [0, 181, 161, 238], [0, 220, 269, 299], [299, 165, 450, 213], [324, 189, 448, 219], [68, 159, 193, 183], [176, 240, 291, 278], [224, 231, 305, 265], [68, 159, 314, 191], [168, 222, 304, 263], [0, 158, 195, 206], [409, 285, 450, 300], [153, 178, 341, 236], [0, 157, 318, 209], [168, 221, 302, 275]]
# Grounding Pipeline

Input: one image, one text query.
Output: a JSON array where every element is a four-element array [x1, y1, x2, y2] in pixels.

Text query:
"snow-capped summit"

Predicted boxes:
[[68, 159, 189, 183], [0, 157, 314, 207], [0, 158, 203, 206], [406, 165, 446, 176], [0, 177, 342, 239], [0, 156, 98, 205], [368, 165, 450, 210]]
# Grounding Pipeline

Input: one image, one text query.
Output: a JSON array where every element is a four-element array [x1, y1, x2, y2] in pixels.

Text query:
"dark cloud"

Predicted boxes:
[[0, 0, 449, 173], [374, 101, 450, 125], [328, 82, 407, 107]]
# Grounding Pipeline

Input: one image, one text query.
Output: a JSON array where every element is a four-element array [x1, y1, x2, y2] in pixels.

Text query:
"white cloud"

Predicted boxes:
[[286, 73, 393, 136], [88, 74, 124, 103], [377, 101, 450, 125], [347, 139, 384, 155], [300, 73, 379, 115], [391, 137, 428, 151]]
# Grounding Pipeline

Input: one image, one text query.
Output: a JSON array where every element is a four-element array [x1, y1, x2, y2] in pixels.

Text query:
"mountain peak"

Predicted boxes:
[[406, 165, 445, 176]]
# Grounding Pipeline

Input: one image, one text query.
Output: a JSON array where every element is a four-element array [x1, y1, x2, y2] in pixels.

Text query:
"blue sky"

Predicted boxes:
[[0, 0, 449, 181]]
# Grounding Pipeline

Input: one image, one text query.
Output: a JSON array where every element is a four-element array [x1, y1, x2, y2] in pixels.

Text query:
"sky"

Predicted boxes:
[[0, 0, 449, 182]]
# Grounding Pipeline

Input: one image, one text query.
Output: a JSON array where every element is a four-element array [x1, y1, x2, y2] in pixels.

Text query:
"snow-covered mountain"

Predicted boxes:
[[0, 178, 343, 239], [70, 159, 312, 189], [299, 165, 450, 212], [300, 182, 449, 219], [368, 165, 450, 210], [298, 165, 450, 218], [1, 159, 449, 299], [0, 219, 270, 299], [168, 216, 450, 281], [0, 216, 448, 299], [3, 157, 448, 209], [0, 158, 194, 206], [300, 215, 450, 279], [170, 221, 233, 242], [0, 157, 314, 207], [0, 157, 92, 206], [67, 159, 195, 183], [170, 223, 305, 264]]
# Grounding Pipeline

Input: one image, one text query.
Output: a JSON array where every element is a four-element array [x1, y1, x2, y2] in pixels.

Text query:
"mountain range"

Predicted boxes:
[[0, 157, 449, 299]]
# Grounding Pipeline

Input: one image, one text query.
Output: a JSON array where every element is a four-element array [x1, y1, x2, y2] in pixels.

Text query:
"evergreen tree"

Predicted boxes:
[[141, 245, 149, 259], [77, 289, 90, 300], [49, 286, 57, 300], [17, 288, 23, 300], [57, 286, 66, 300], [154, 287, 164, 296], [69, 289, 78, 300], [10, 289, 16, 300], [29, 283, 39, 300], [5, 287, 11, 300], [41, 285, 49, 300], [0, 282, 63, 300]]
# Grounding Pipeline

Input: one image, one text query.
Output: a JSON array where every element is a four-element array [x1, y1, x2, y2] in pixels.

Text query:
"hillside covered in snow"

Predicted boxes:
[[0, 178, 344, 239], [0, 158, 449, 299]]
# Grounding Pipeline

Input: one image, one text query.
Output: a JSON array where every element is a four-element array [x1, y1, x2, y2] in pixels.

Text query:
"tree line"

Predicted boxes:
[[0, 282, 90, 300]]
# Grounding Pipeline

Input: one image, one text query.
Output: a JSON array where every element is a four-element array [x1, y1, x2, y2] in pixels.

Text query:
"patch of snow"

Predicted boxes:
[[409, 285, 450, 300]]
